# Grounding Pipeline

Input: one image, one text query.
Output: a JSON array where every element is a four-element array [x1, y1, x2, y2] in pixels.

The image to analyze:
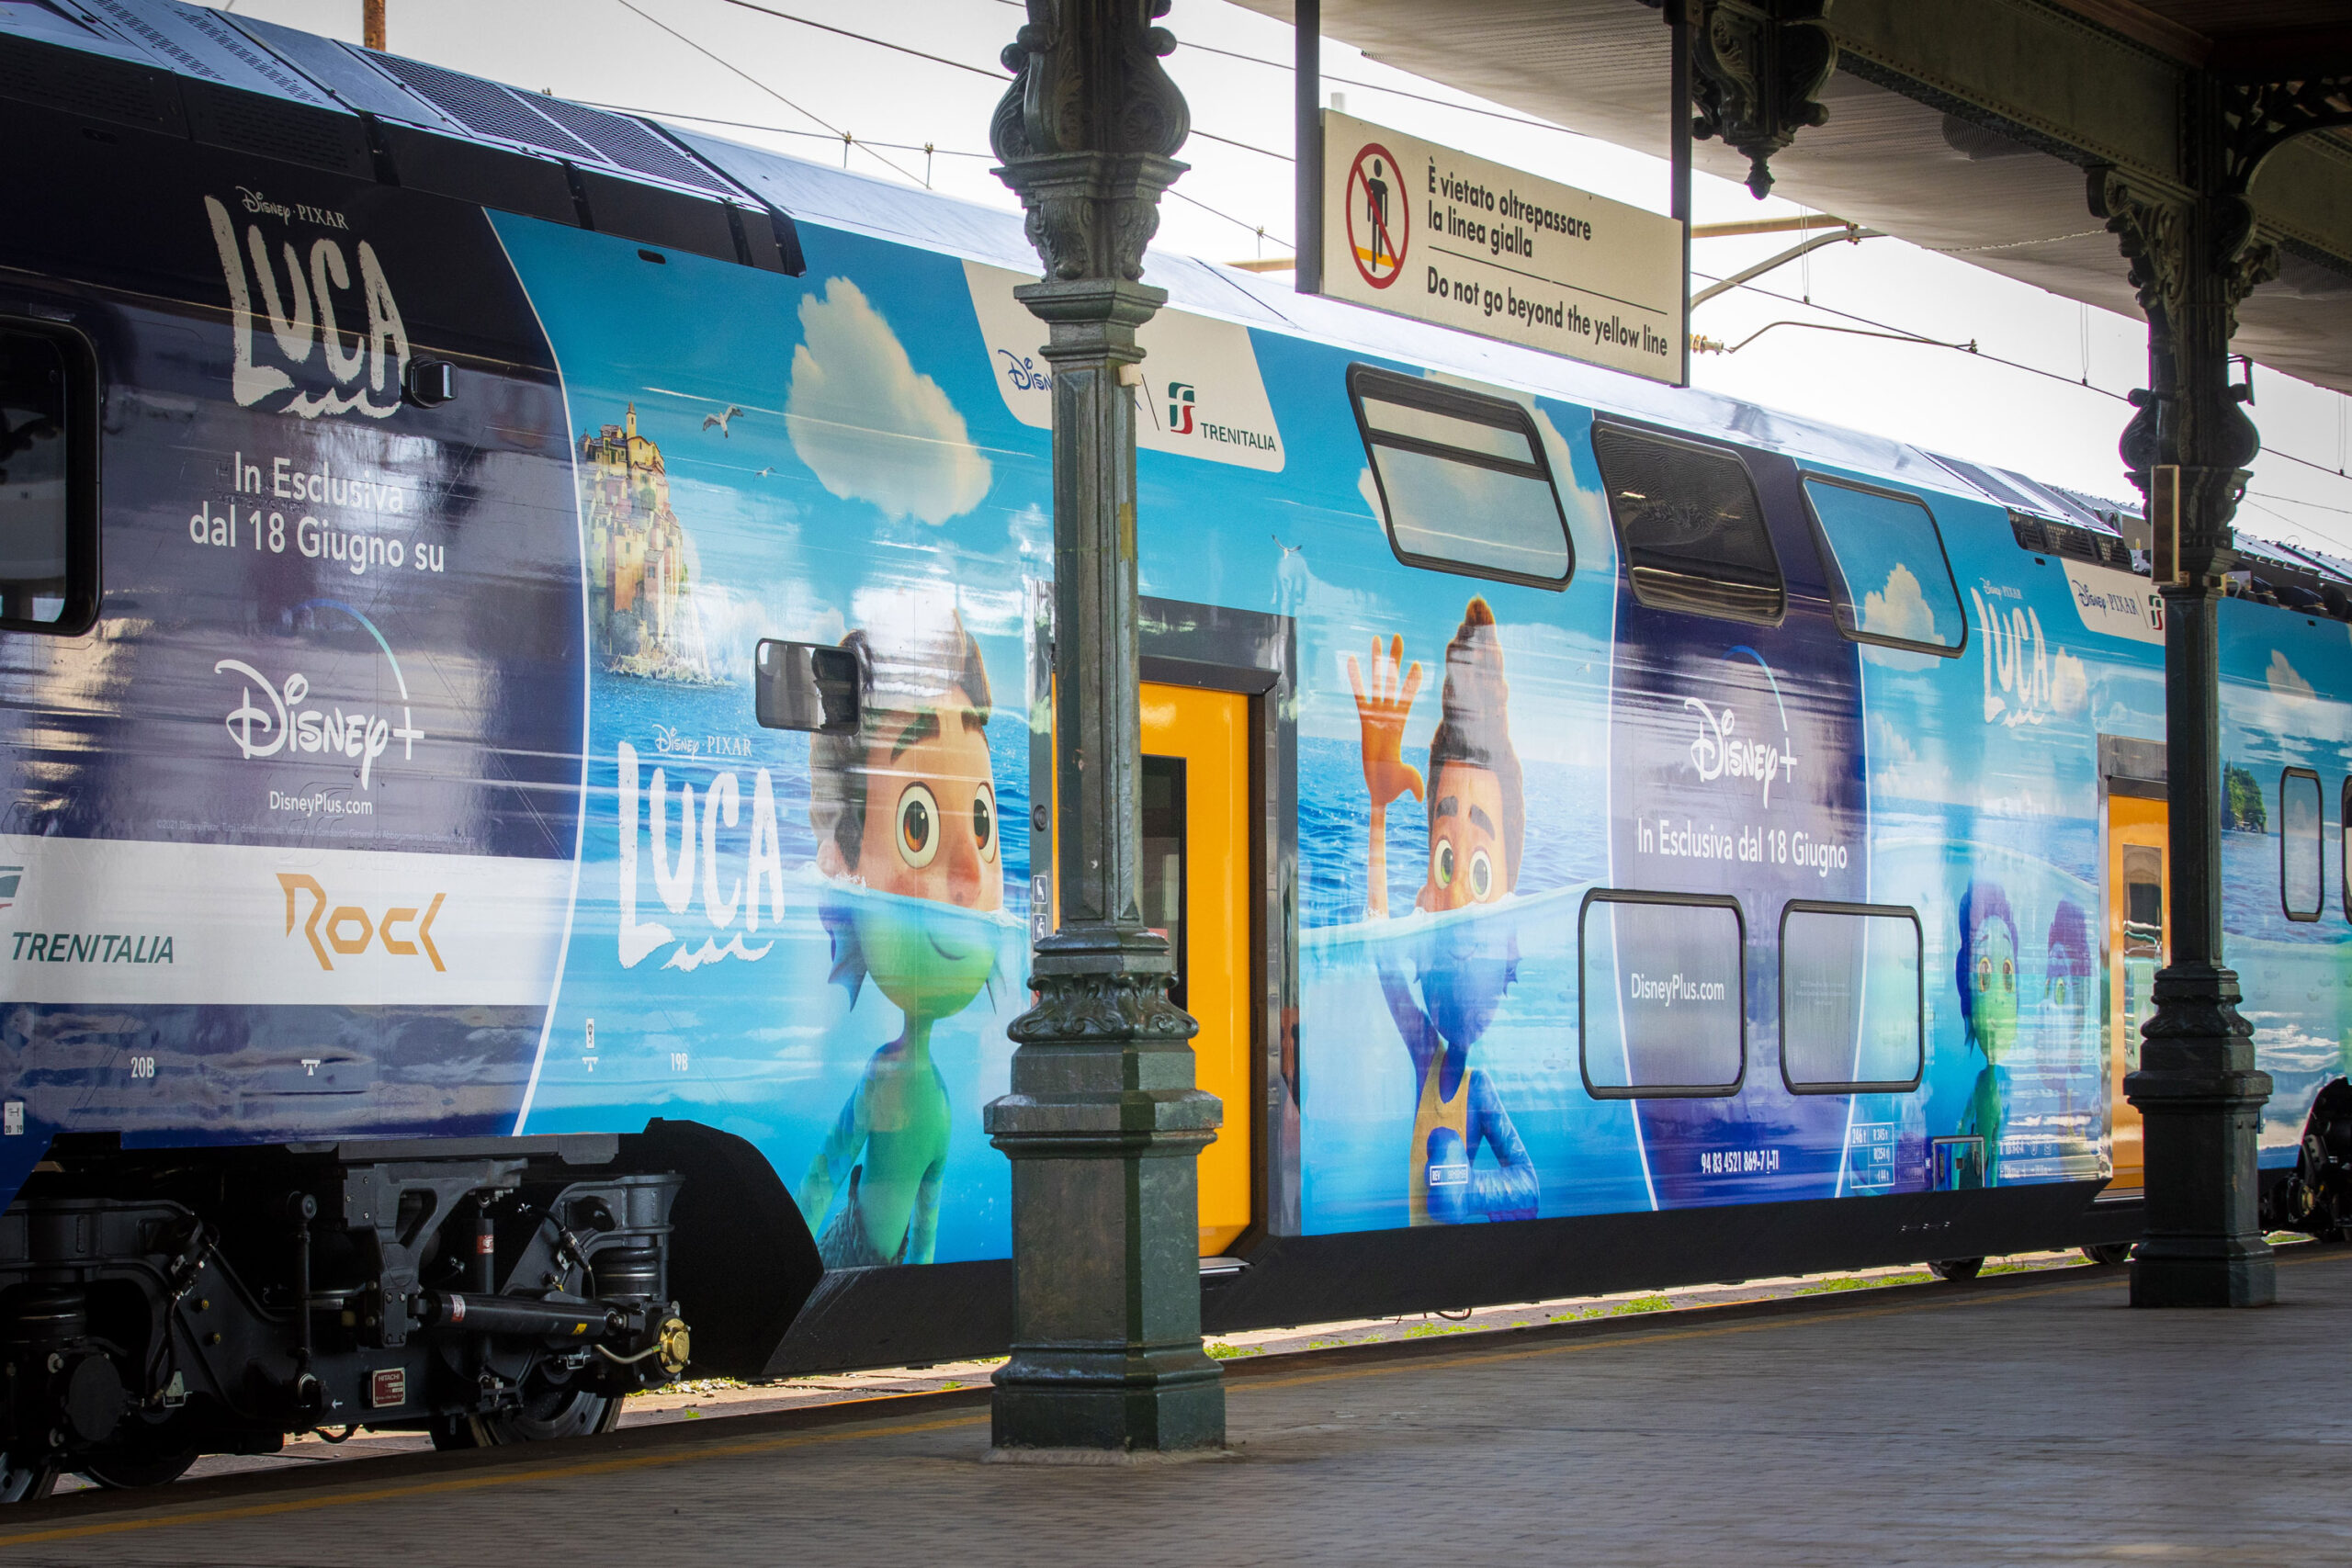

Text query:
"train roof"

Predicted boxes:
[[6, 0, 2346, 606]]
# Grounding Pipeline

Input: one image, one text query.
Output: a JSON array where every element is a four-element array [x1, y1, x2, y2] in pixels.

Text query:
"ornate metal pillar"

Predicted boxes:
[[2088, 73, 2291, 1309], [982, 0, 1224, 1454]]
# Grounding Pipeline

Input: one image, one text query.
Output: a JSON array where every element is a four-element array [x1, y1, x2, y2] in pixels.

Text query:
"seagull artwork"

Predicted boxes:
[[702, 405, 744, 437], [755, 467, 775, 478]]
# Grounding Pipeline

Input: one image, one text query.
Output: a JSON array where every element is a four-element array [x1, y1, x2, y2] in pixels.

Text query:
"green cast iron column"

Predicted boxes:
[[982, 0, 1226, 1453], [2091, 70, 2278, 1308]]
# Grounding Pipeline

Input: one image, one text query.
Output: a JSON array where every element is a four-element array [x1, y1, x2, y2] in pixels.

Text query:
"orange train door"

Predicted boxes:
[[1138, 682, 1254, 1256], [2106, 792, 2167, 1193]]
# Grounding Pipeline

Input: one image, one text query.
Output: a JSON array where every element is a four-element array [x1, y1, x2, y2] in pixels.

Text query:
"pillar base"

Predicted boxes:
[[989, 1340, 1227, 1455], [2125, 961, 2274, 1310], [2128, 1237, 2275, 1308], [987, 927, 1225, 1456]]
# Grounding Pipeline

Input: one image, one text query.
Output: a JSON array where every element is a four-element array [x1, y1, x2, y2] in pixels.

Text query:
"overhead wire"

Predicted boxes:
[[608, 0, 927, 186], [704, 0, 1292, 163], [626, 1, 2352, 519]]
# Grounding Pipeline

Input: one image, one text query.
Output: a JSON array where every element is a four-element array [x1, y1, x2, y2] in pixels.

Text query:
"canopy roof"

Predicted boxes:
[[1235, 0, 2352, 393]]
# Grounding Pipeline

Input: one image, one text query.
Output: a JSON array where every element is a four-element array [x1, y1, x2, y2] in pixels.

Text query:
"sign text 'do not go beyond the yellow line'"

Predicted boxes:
[[1317, 111, 1684, 384]]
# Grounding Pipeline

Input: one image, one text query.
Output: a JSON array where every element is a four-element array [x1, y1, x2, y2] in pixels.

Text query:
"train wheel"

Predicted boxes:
[[77, 1447, 197, 1491], [0, 1454, 57, 1503], [1927, 1258, 1984, 1281], [436, 1365, 624, 1450], [2081, 1243, 2132, 1266]]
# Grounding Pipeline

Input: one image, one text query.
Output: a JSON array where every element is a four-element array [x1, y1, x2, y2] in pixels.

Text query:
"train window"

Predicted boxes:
[[2282, 767, 2323, 921], [1346, 364, 1573, 590], [1778, 902, 1924, 1094], [1577, 889, 1745, 1098], [1591, 423, 1782, 624], [1800, 477, 1966, 656], [0, 323, 97, 634]]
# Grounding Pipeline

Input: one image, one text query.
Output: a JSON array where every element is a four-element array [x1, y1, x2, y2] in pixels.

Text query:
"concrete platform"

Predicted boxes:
[[4, 1246, 2346, 1566]]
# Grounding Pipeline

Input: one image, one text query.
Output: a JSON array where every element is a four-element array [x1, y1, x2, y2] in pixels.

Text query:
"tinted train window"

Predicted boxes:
[[2342, 777, 2351, 926], [0, 324, 96, 634], [1801, 478, 1966, 655], [1779, 902, 1924, 1093], [1592, 424, 1782, 623], [2282, 767, 2323, 921], [1578, 890, 1745, 1098], [1347, 365, 1572, 589]]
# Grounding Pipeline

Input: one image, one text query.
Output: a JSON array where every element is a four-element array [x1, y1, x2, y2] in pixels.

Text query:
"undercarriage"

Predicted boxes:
[[0, 1135, 688, 1499]]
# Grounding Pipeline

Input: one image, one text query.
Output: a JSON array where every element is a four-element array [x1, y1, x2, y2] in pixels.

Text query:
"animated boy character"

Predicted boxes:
[[798, 609, 1003, 1268], [1955, 878, 2019, 1187], [2045, 899, 2095, 1140], [1350, 597, 1539, 1226]]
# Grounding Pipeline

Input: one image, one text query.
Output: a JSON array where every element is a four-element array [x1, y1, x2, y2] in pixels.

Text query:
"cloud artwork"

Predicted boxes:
[[786, 276, 992, 525], [1860, 562, 1941, 671], [2268, 648, 2316, 699]]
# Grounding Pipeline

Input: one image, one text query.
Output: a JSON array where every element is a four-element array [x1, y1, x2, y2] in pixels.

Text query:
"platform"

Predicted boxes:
[[4, 1247, 2346, 1566]]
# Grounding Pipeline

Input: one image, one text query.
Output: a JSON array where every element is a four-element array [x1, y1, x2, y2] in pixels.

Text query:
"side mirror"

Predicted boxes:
[[755, 639, 859, 733]]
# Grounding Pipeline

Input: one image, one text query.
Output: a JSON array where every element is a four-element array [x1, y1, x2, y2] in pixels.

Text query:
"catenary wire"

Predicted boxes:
[[608, 0, 928, 186], [571, 98, 1286, 244], [600, 9, 2352, 514], [704, 0, 1293, 163]]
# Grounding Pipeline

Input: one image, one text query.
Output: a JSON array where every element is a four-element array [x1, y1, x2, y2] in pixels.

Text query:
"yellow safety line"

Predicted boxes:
[[3, 1248, 2338, 1549]]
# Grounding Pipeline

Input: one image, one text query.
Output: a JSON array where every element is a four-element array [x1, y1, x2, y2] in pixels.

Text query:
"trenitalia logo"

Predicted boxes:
[[278, 874, 446, 972]]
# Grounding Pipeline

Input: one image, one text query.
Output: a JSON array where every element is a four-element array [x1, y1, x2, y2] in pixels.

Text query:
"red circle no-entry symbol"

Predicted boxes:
[[1344, 142, 1408, 289]]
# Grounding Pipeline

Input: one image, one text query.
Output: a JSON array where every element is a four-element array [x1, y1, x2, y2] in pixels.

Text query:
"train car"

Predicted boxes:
[[0, 0, 2346, 1497]]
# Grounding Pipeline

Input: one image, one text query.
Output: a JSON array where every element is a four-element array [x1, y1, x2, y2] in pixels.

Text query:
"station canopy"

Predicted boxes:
[[1234, 1, 2352, 395]]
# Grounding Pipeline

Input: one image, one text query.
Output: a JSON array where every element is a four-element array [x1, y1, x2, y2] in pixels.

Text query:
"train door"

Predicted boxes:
[[2106, 792, 2167, 1191], [1139, 682, 1255, 1256]]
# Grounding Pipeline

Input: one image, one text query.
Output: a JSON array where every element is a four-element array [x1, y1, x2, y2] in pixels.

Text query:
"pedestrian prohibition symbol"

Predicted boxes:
[[1345, 141, 1408, 289]]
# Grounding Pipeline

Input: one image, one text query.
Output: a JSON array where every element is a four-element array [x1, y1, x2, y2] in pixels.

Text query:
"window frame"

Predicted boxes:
[[1576, 886, 1747, 1100], [0, 317, 101, 637], [1797, 473, 1969, 660], [2282, 765, 2324, 923], [2341, 775, 2350, 926], [1345, 362, 1574, 592], [1776, 898, 1927, 1096], [1591, 420, 1786, 626]]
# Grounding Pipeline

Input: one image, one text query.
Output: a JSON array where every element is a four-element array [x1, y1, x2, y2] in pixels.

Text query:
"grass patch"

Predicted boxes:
[[1306, 1338, 1346, 1349], [1794, 1276, 1870, 1295], [1548, 1307, 1603, 1323], [1403, 1321, 1473, 1338], [1205, 1342, 1263, 1359], [1612, 1294, 1671, 1315]]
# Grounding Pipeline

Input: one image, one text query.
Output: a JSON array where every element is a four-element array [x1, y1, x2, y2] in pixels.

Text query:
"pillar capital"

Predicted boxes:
[[1687, 0, 1838, 199], [991, 1, 1190, 285]]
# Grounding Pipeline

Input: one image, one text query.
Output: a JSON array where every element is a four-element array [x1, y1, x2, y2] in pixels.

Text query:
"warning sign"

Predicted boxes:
[[1314, 111, 1685, 384]]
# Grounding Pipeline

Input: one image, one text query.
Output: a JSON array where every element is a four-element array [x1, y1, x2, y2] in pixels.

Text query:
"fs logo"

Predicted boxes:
[[0, 865, 19, 913], [1167, 382, 1196, 435], [278, 874, 445, 972]]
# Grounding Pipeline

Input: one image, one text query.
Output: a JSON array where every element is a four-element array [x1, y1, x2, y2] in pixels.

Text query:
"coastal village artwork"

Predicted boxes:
[[579, 404, 711, 682]]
